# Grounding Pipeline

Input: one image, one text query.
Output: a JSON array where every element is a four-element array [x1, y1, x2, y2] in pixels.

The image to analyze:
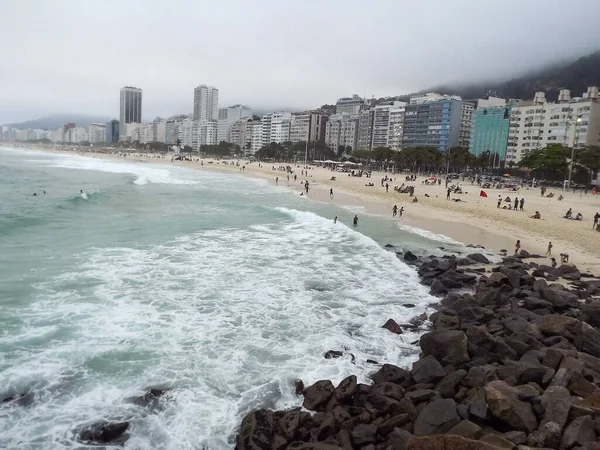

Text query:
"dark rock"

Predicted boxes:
[[411, 355, 446, 384], [503, 431, 527, 445], [0, 391, 34, 407], [463, 365, 497, 388], [569, 372, 599, 398], [371, 364, 411, 385], [78, 421, 130, 446], [489, 272, 511, 285], [129, 388, 168, 408], [541, 288, 579, 310], [303, 380, 335, 411], [582, 322, 600, 358], [458, 257, 476, 266], [371, 382, 404, 401], [382, 318, 403, 335], [396, 397, 418, 422], [525, 297, 554, 310], [335, 375, 357, 401], [278, 409, 304, 441], [365, 392, 398, 415], [420, 330, 470, 366], [484, 380, 538, 433], [465, 387, 489, 420], [403, 303, 416, 308], [378, 413, 410, 435], [519, 366, 552, 386], [446, 420, 482, 439], [430, 279, 448, 295], [581, 303, 600, 328], [324, 350, 343, 359], [539, 386, 572, 447], [385, 428, 412, 450], [405, 389, 436, 403], [413, 398, 460, 436], [295, 380, 305, 396], [519, 249, 531, 258], [467, 253, 491, 264], [407, 435, 505, 450], [561, 415, 596, 450], [436, 369, 467, 398], [351, 423, 377, 446], [480, 434, 517, 449], [538, 315, 581, 339], [404, 251, 418, 262]]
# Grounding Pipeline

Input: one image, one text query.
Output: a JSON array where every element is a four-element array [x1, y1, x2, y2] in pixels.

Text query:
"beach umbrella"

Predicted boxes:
[[480, 190, 488, 197]]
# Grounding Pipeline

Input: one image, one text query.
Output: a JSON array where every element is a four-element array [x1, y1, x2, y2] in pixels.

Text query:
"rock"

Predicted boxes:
[[430, 279, 449, 295], [490, 272, 510, 285], [581, 303, 600, 328], [278, 409, 304, 441], [540, 386, 572, 432], [382, 318, 404, 335], [538, 315, 580, 339], [560, 415, 596, 449], [293, 445, 345, 450], [295, 380, 304, 396], [503, 431, 527, 445], [324, 350, 343, 359], [463, 365, 497, 388], [403, 303, 416, 308], [335, 375, 357, 401], [481, 434, 518, 449], [446, 420, 482, 439], [458, 257, 476, 266], [569, 372, 599, 398], [582, 322, 600, 358], [465, 387, 488, 420], [519, 249, 531, 258], [541, 288, 579, 309], [411, 355, 446, 384], [413, 398, 460, 435], [303, 380, 335, 411], [436, 369, 467, 398], [467, 253, 491, 264], [407, 435, 505, 450], [385, 428, 412, 450], [404, 251, 418, 262], [484, 380, 538, 433], [0, 391, 34, 407], [420, 330, 470, 365], [378, 413, 410, 435], [371, 364, 411, 385], [405, 389, 436, 403], [77, 421, 130, 446], [351, 423, 377, 446], [371, 382, 404, 401], [128, 387, 168, 407]]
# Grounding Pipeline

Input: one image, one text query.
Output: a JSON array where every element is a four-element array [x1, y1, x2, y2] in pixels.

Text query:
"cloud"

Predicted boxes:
[[1, 0, 599, 123]]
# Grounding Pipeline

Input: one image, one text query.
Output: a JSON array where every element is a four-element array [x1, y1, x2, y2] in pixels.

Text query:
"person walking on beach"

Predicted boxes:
[[399, 207, 404, 217], [446, 187, 451, 200], [275, 177, 278, 186], [497, 195, 502, 208], [515, 239, 521, 255], [392, 205, 398, 217], [594, 212, 599, 229], [353, 215, 359, 227], [514, 197, 519, 211], [385, 183, 389, 193], [330, 188, 334, 198], [519, 197, 525, 211], [546, 241, 553, 256], [305, 181, 309, 195]]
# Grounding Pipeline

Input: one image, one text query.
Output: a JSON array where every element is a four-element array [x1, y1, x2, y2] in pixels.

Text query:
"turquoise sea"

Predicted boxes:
[[0, 147, 464, 449]]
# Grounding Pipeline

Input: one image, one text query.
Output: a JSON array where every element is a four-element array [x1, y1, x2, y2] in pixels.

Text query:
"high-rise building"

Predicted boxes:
[[289, 112, 327, 144], [119, 86, 142, 141], [217, 105, 251, 143], [460, 102, 475, 148], [193, 85, 219, 121], [388, 105, 406, 151], [106, 120, 120, 144], [230, 117, 253, 150], [506, 87, 600, 163], [335, 94, 367, 114], [357, 109, 374, 149], [325, 114, 359, 151], [402, 97, 465, 151], [64, 127, 88, 144], [250, 121, 264, 154], [88, 123, 107, 144], [469, 98, 511, 164], [154, 118, 167, 143]]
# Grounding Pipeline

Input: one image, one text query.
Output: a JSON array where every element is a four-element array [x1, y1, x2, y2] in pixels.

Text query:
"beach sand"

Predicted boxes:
[[20, 147, 600, 272]]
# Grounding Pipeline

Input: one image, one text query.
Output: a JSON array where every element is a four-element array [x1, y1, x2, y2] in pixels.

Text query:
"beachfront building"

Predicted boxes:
[[250, 121, 264, 154], [402, 96, 465, 151], [388, 105, 406, 150], [325, 114, 359, 151], [106, 120, 119, 143], [506, 87, 600, 163], [64, 127, 88, 144], [154, 118, 166, 143], [217, 105, 252, 143], [119, 86, 142, 141], [229, 117, 253, 150], [88, 123, 107, 144], [469, 99, 511, 164], [193, 85, 219, 121], [409, 92, 461, 105], [191, 120, 218, 150], [335, 94, 367, 114], [260, 112, 291, 145], [289, 111, 328, 144]]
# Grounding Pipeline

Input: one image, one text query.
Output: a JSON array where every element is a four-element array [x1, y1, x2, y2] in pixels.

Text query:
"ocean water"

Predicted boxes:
[[0, 147, 462, 449]]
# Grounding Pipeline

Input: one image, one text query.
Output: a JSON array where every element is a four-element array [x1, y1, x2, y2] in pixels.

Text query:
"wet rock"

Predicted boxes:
[[484, 380, 538, 433], [489, 272, 510, 285], [430, 279, 448, 295], [404, 251, 418, 262], [295, 380, 304, 396], [411, 355, 446, 384], [129, 388, 168, 408], [519, 249, 531, 258], [413, 398, 460, 436], [467, 253, 490, 264], [378, 413, 410, 435], [381, 318, 403, 335], [420, 330, 470, 365], [324, 350, 343, 359], [403, 303, 416, 308], [371, 382, 404, 401], [77, 420, 130, 446], [303, 380, 335, 411], [560, 415, 596, 449], [335, 375, 357, 401], [371, 364, 411, 385], [1, 391, 34, 407]]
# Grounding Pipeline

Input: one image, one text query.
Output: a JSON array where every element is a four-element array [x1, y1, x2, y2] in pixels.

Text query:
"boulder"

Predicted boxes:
[[436, 369, 467, 398], [128, 388, 168, 408], [484, 380, 538, 433], [503, 431, 527, 445], [541, 288, 579, 309], [581, 303, 600, 328], [371, 382, 405, 401], [480, 434, 517, 449], [489, 272, 510, 286], [405, 389, 436, 403], [384, 428, 412, 450], [303, 380, 335, 411], [371, 364, 411, 385], [560, 415, 597, 450], [420, 330, 470, 365], [407, 435, 505, 450], [77, 421, 130, 445], [430, 279, 449, 295], [335, 375, 357, 401], [467, 253, 491, 264], [582, 322, 600, 358], [324, 350, 343, 359], [519, 249, 531, 258], [411, 355, 446, 384], [382, 318, 403, 334], [404, 251, 418, 262], [413, 398, 460, 436], [378, 413, 410, 436], [351, 423, 377, 446], [538, 315, 581, 339], [446, 420, 482, 439]]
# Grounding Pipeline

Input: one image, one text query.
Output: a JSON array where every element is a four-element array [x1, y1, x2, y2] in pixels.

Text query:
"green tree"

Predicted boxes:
[[518, 144, 570, 179]]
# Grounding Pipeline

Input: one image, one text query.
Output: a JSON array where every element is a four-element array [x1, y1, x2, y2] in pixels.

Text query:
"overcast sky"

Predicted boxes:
[[1, 0, 600, 124]]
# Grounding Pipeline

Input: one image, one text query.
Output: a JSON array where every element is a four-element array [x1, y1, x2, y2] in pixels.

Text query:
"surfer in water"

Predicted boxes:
[[353, 215, 359, 227]]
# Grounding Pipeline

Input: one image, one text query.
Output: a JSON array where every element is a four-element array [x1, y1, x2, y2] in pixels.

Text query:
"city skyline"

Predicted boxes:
[[2, 0, 600, 124]]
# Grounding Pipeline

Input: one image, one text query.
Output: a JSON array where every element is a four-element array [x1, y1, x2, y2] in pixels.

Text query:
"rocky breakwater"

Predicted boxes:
[[236, 250, 600, 450]]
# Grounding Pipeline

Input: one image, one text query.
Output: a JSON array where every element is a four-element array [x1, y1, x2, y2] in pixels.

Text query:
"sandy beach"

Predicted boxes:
[[16, 146, 600, 272]]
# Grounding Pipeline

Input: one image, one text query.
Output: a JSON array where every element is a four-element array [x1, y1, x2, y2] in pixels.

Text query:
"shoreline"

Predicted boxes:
[[6, 144, 600, 272]]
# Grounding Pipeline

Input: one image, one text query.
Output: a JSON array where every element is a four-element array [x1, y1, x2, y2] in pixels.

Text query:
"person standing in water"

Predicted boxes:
[[334, 216, 337, 224], [330, 188, 333, 198], [275, 177, 278, 185], [399, 207, 404, 217], [392, 205, 398, 217], [353, 215, 359, 227]]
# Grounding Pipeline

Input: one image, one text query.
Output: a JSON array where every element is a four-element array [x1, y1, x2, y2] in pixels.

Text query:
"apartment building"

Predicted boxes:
[[325, 114, 359, 151], [217, 104, 251, 143], [335, 94, 367, 114]]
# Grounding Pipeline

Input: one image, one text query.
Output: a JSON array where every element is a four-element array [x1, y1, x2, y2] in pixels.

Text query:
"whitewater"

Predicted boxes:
[[0, 148, 460, 449]]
